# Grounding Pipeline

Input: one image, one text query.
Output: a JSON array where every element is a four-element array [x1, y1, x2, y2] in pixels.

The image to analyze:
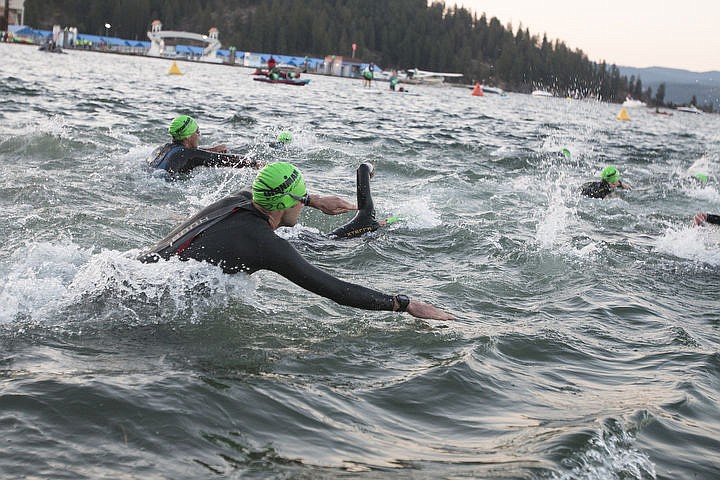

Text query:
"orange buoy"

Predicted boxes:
[[471, 83, 484, 96]]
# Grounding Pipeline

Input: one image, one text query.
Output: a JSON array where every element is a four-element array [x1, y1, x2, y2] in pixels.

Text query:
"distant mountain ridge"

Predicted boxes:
[[619, 66, 720, 109]]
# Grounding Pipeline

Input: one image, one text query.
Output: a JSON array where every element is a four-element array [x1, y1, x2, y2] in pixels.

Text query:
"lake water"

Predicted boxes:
[[1, 43, 719, 479]]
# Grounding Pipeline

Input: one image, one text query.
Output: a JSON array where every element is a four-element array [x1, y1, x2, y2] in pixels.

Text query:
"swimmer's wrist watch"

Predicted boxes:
[[394, 294, 410, 312]]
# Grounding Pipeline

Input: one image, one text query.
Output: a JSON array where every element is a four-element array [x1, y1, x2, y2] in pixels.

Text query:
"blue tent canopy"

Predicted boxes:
[[10, 25, 377, 71], [12, 26, 52, 38], [76, 33, 124, 45], [255, 53, 321, 67]]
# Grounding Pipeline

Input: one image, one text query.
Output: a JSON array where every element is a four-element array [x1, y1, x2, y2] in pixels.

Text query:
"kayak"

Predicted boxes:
[[253, 77, 310, 86]]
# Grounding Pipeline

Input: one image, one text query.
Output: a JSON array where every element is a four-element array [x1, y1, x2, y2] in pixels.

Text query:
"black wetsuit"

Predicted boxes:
[[706, 214, 720, 225], [138, 190, 394, 311], [581, 180, 625, 199], [148, 143, 257, 175], [330, 163, 381, 238]]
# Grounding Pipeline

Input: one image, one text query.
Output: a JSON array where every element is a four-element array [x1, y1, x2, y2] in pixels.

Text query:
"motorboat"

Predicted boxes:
[[402, 68, 463, 85], [532, 90, 553, 97], [482, 86, 507, 96], [676, 105, 703, 114], [622, 98, 646, 108]]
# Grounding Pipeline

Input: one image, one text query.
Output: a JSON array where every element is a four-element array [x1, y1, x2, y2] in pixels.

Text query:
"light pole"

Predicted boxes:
[[104, 23, 111, 49]]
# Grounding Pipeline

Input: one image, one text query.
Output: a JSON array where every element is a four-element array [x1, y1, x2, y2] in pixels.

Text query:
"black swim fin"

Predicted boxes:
[[330, 163, 381, 238]]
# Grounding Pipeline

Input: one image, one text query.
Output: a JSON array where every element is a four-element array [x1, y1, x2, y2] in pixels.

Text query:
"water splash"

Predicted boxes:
[[0, 240, 258, 326], [527, 159, 609, 262], [385, 197, 441, 230], [654, 225, 720, 265], [552, 419, 656, 480], [0, 241, 91, 324]]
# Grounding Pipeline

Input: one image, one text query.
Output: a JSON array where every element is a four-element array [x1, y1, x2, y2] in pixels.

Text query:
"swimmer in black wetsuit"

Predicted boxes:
[[581, 165, 629, 199], [139, 162, 454, 320], [692, 212, 720, 226], [148, 115, 261, 175], [267, 131, 293, 149]]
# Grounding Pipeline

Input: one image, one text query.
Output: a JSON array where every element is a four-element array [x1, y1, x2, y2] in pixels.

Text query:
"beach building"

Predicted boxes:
[[0, 0, 25, 26]]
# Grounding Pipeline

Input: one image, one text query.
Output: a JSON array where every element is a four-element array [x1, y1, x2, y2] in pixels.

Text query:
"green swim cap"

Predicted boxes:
[[277, 132, 293, 144], [168, 115, 198, 141], [694, 172, 709, 183], [601, 165, 620, 183], [252, 162, 306, 210]]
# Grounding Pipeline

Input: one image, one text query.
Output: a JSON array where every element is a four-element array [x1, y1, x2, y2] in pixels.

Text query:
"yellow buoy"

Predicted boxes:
[[616, 107, 630, 121], [168, 61, 183, 75]]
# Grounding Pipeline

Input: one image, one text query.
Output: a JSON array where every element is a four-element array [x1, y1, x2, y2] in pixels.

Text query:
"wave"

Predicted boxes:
[[654, 225, 720, 265], [0, 240, 258, 329]]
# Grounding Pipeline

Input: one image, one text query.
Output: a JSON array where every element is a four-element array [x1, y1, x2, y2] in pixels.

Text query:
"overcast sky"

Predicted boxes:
[[449, 0, 719, 72]]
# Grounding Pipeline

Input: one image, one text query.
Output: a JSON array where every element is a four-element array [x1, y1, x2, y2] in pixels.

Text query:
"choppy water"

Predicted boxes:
[[1, 43, 719, 479]]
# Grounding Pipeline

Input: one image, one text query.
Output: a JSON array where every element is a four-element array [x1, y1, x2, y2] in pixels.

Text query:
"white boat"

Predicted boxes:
[[403, 68, 463, 84], [532, 90, 553, 97], [482, 86, 507, 96], [676, 105, 703, 114], [622, 98, 646, 108]]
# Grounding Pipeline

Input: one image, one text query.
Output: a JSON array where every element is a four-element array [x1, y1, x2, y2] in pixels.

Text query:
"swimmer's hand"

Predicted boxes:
[[693, 212, 708, 226], [248, 159, 266, 169], [309, 195, 357, 215], [407, 301, 456, 321]]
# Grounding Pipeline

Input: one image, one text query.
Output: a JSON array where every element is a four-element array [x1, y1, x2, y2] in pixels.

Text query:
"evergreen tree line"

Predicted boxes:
[[25, 0, 704, 108]]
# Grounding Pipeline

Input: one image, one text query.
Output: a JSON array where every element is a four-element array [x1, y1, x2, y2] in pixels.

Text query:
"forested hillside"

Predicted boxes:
[[24, 0, 703, 106]]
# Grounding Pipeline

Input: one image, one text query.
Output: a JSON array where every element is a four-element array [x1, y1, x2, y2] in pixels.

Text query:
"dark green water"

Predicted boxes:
[[1, 43, 719, 479]]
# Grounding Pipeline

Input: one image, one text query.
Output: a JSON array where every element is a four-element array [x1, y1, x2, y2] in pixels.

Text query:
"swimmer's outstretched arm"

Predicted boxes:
[[205, 144, 229, 153], [307, 195, 357, 215]]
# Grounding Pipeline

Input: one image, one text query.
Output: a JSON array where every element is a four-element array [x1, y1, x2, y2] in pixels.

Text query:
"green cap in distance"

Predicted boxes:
[[168, 115, 198, 141], [694, 172, 709, 183], [277, 132, 293, 144], [252, 162, 307, 210], [601, 165, 620, 183]]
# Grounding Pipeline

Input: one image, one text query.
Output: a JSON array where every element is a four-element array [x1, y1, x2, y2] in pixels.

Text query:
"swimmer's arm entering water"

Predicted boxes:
[[693, 212, 720, 226]]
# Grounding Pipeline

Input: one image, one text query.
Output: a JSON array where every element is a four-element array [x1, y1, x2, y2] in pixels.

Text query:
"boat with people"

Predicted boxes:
[[253, 77, 310, 86], [38, 40, 65, 53]]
